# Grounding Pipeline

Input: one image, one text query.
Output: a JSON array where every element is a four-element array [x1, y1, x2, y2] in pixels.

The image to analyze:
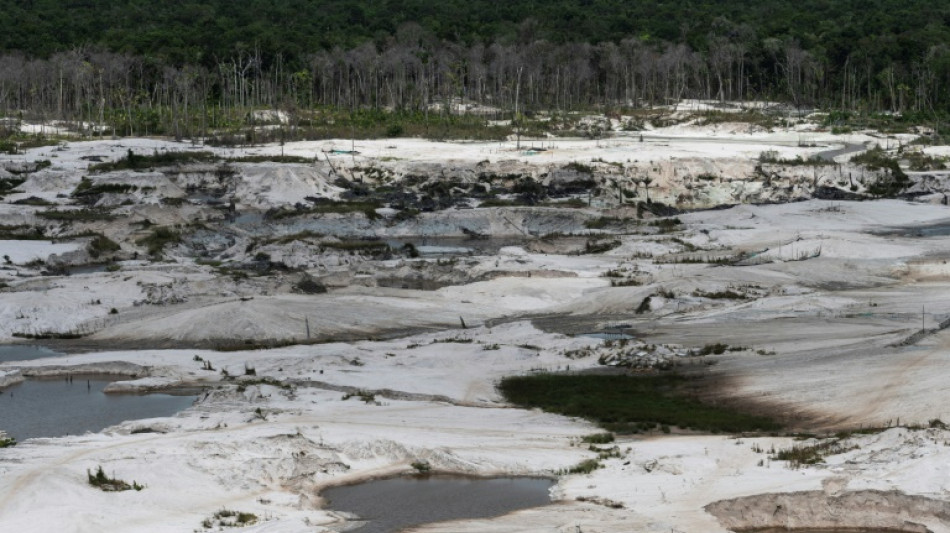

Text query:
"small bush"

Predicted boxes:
[[88, 235, 121, 258], [693, 289, 746, 300], [697, 343, 729, 356], [568, 459, 601, 474], [584, 216, 621, 230], [581, 433, 615, 444], [295, 275, 327, 294], [90, 149, 217, 172], [411, 460, 431, 473], [87, 465, 141, 492], [136, 227, 181, 256], [582, 239, 621, 254], [635, 296, 652, 314]]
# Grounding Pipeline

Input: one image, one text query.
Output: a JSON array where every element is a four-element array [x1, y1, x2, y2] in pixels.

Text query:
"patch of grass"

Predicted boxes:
[[905, 151, 947, 171], [266, 230, 324, 245], [411, 460, 432, 473], [584, 216, 622, 229], [758, 150, 834, 166], [73, 178, 137, 197], [136, 226, 181, 256], [635, 295, 653, 314], [87, 235, 120, 258], [11, 196, 53, 206], [90, 149, 217, 172], [582, 239, 621, 254], [342, 390, 377, 403], [580, 432, 615, 444], [851, 146, 909, 196], [563, 161, 594, 174], [0, 436, 15, 448], [541, 198, 588, 208], [567, 458, 601, 474], [611, 278, 643, 287], [0, 176, 26, 195], [498, 373, 781, 434], [36, 209, 116, 222], [0, 135, 59, 154], [87, 465, 143, 492], [693, 289, 746, 300], [269, 200, 381, 220], [478, 197, 523, 207], [696, 343, 729, 356], [696, 110, 780, 129], [648, 217, 682, 232], [5, 159, 52, 174], [12, 331, 83, 339], [294, 275, 327, 294], [236, 377, 290, 392], [203, 509, 258, 528], [321, 240, 390, 254], [227, 155, 312, 164], [771, 438, 856, 468], [0, 224, 46, 240]]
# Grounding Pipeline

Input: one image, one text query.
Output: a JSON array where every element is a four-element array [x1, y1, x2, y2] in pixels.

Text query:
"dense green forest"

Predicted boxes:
[[0, 0, 949, 136], [2, 0, 948, 65]]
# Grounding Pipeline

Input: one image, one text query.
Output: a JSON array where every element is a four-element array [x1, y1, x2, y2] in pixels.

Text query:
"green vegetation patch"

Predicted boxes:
[[270, 200, 381, 220], [90, 149, 218, 172], [498, 373, 781, 434], [87, 235, 120, 258], [36, 209, 116, 222], [851, 146, 910, 197], [73, 178, 137, 197], [227, 155, 313, 164], [136, 226, 181, 256], [87, 465, 144, 492]]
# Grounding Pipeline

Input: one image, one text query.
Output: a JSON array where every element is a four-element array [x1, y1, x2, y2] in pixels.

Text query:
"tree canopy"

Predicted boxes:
[[1, 0, 947, 70]]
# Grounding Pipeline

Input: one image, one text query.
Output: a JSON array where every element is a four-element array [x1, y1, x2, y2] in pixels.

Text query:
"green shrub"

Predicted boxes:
[[580, 433, 615, 444], [568, 459, 601, 474], [295, 275, 327, 294], [88, 235, 121, 258], [87, 465, 142, 492], [90, 149, 217, 172], [136, 227, 181, 256], [411, 460, 431, 473]]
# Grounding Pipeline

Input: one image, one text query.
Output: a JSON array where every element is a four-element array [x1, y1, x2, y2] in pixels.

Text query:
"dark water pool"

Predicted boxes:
[[322, 475, 554, 533], [0, 344, 63, 363], [0, 376, 194, 441]]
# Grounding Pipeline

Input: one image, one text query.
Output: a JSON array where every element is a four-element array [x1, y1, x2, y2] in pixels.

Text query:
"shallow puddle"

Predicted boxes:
[[0, 376, 194, 441], [0, 344, 63, 363], [322, 475, 554, 533]]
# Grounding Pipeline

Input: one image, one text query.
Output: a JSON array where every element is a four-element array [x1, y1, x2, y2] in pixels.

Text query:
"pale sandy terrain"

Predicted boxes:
[[2, 115, 950, 532]]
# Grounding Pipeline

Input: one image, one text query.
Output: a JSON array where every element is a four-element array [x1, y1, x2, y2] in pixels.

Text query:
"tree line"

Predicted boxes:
[[1, 8, 949, 137]]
